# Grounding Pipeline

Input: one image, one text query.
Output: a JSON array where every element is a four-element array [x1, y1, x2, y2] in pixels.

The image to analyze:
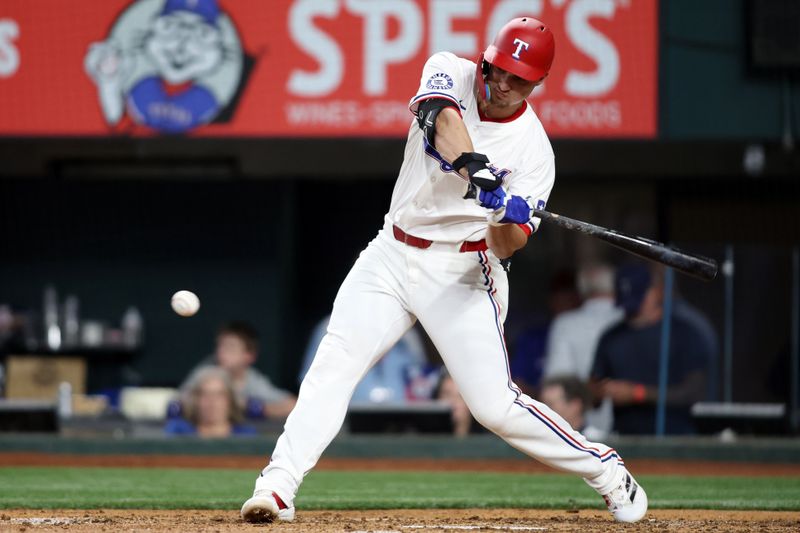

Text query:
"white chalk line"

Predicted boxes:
[[403, 526, 547, 531], [10, 517, 82, 525], [350, 525, 547, 532]]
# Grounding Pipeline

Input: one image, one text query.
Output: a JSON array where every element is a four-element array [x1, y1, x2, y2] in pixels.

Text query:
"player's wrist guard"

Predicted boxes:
[[452, 152, 501, 192]]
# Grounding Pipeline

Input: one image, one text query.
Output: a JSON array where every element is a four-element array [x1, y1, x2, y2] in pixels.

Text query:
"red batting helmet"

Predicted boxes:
[[483, 17, 555, 82]]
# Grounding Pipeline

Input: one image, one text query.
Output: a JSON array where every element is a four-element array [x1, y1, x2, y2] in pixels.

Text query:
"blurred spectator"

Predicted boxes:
[[166, 366, 256, 437], [544, 263, 623, 379], [181, 321, 296, 420], [435, 372, 476, 437], [299, 315, 428, 404], [548, 268, 583, 316], [0, 304, 27, 354], [511, 269, 580, 395], [591, 264, 710, 435], [542, 262, 622, 436], [673, 296, 720, 400], [540, 375, 606, 441]]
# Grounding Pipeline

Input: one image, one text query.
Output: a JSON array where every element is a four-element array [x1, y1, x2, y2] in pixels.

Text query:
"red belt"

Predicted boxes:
[[393, 225, 487, 253]]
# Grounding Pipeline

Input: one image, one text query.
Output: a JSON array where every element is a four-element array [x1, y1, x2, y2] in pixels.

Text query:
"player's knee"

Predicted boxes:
[[468, 400, 512, 433]]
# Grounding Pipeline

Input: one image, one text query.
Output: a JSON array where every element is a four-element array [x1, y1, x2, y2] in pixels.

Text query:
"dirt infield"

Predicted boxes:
[[2, 509, 800, 532], [3, 452, 800, 476], [4, 454, 800, 531]]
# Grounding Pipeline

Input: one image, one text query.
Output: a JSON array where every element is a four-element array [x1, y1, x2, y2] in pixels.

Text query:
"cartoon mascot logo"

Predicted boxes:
[[84, 0, 249, 134]]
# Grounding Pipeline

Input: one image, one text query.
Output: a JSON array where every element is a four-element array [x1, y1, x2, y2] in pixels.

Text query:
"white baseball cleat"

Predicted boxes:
[[240, 490, 295, 523], [602, 469, 648, 523]]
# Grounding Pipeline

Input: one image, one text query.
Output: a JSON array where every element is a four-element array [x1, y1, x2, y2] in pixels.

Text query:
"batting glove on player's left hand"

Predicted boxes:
[[475, 179, 507, 210], [487, 195, 533, 226]]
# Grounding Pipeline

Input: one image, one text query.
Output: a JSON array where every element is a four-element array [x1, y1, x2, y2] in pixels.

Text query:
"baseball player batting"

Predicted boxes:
[[242, 17, 648, 524]]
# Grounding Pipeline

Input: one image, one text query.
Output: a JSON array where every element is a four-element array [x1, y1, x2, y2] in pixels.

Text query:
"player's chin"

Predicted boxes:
[[491, 96, 522, 109]]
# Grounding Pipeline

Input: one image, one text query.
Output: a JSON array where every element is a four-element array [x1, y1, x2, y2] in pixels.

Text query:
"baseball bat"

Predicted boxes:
[[533, 208, 718, 282]]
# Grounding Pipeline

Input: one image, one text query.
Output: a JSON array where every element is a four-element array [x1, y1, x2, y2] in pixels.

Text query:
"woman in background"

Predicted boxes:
[[166, 366, 255, 437]]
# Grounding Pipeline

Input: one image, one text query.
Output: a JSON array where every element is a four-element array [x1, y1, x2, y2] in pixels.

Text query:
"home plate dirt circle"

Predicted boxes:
[[2, 509, 800, 532]]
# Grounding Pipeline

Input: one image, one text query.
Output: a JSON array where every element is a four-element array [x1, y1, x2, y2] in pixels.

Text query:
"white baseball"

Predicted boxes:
[[171, 290, 200, 317]]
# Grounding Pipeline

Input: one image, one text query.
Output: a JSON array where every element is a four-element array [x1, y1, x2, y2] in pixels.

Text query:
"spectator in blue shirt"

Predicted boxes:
[[591, 263, 709, 435]]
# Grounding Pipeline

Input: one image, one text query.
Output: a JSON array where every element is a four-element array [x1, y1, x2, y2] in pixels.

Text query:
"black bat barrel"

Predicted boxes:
[[533, 209, 718, 282]]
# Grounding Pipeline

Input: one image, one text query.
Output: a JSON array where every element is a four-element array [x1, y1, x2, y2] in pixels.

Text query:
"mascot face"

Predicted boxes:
[[146, 11, 222, 84]]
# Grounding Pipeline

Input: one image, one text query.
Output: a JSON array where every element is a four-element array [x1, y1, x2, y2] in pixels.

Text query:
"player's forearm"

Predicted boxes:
[[664, 371, 706, 406], [432, 105, 527, 257], [434, 107, 474, 180], [486, 223, 527, 259], [635, 372, 706, 406], [600, 371, 707, 407]]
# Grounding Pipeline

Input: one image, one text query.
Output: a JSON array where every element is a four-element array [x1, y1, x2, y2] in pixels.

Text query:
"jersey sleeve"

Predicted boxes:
[[408, 52, 468, 115], [507, 154, 555, 235]]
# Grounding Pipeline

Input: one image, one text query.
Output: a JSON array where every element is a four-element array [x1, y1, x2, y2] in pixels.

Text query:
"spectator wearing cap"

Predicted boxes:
[[590, 263, 710, 435]]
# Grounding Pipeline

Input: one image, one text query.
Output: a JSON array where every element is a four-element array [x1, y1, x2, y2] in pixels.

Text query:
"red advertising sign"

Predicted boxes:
[[0, 0, 657, 138]]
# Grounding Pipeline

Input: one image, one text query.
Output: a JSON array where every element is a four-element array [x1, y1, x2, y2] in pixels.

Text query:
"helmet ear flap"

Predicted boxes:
[[475, 52, 491, 102], [481, 60, 491, 101]]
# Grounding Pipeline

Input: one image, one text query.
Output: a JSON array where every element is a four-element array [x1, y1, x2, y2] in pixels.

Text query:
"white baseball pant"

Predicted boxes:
[[258, 223, 625, 502]]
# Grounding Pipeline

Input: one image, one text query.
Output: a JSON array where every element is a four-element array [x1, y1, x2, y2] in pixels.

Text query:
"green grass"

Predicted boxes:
[[1, 467, 799, 511]]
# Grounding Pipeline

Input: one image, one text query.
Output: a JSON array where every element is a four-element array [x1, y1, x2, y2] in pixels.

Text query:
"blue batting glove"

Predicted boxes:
[[488, 195, 533, 225], [476, 183, 506, 210]]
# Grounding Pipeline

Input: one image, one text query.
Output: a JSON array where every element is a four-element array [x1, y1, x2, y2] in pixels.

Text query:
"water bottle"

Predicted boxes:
[[62, 295, 80, 349], [121, 307, 143, 349], [57, 381, 73, 419], [43, 285, 61, 351]]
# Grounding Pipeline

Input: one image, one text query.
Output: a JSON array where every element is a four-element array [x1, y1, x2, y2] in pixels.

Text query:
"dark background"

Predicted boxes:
[[1, 0, 799, 405]]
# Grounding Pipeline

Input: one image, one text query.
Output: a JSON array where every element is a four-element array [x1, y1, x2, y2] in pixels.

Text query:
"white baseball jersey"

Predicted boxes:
[[388, 51, 555, 244]]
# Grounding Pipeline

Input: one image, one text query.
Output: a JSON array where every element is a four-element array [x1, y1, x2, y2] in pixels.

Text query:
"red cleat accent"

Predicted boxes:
[[272, 492, 288, 510]]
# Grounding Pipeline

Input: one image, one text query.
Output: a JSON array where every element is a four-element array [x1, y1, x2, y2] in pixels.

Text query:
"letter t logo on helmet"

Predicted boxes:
[[511, 38, 530, 60], [483, 17, 555, 82]]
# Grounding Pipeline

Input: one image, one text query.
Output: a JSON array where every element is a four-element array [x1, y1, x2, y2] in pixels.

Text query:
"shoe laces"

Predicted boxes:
[[604, 473, 636, 509]]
